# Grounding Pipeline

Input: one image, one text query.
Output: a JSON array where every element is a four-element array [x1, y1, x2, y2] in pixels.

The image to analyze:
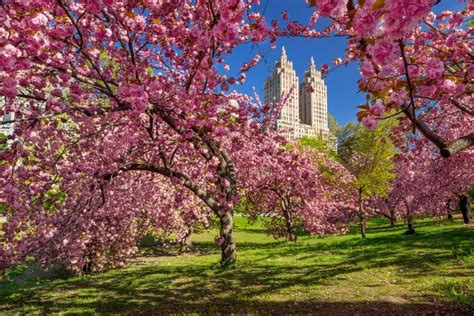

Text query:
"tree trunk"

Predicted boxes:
[[286, 222, 297, 242], [282, 206, 297, 242], [81, 251, 94, 275], [359, 211, 366, 238], [389, 208, 396, 226], [358, 190, 366, 238], [219, 211, 236, 265], [446, 198, 453, 220], [82, 261, 92, 275], [447, 209, 453, 220], [460, 195, 471, 224], [404, 216, 415, 235], [179, 225, 193, 253]]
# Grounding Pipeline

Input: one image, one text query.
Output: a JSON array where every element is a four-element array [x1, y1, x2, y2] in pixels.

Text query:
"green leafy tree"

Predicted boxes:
[[336, 120, 397, 238], [299, 136, 338, 160]]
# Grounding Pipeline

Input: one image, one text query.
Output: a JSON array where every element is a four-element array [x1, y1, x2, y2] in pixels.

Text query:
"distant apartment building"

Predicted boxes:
[[1, 112, 15, 137], [264, 47, 336, 148]]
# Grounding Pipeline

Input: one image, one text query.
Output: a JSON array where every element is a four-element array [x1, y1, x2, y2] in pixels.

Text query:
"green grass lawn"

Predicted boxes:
[[1, 216, 473, 314]]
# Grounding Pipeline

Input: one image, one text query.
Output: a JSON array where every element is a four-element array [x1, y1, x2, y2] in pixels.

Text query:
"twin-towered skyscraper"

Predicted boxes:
[[264, 47, 332, 143]]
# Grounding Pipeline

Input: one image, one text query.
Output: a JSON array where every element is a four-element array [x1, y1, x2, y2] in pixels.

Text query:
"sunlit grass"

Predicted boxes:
[[1, 216, 473, 314]]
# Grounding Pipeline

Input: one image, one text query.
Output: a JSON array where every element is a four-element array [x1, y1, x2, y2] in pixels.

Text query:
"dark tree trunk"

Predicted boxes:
[[404, 216, 415, 235], [219, 211, 236, 265], [286, 223, 297, 242], [359, 211, 366, 238], [282, 206, 297, 242], [447, 209, 453, 220], [460, 195, 471, 224], [82, 261, 92, 275], [446, 198, 453, 220], [81, 252, 95, 274], [179, 225, 193, 253], [389, 208, 396, 226]]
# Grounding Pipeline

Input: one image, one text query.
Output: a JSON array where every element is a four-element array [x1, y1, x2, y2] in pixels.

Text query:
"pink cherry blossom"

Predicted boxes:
[[367, 40, 399, 66], [370, 100, 385, 116], [302, 0, 473, 156], [361, 117, 378, 129], [359, 60, 376, 77], [389, 89, 408, 107], [441, 79, 457, 93], [316, 0, 348, 18]]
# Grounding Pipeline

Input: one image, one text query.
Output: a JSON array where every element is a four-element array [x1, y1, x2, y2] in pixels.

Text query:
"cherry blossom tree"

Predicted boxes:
[[0, 0, 280, 272], [239, 140, 354, 242], [376, 134, 474, 234], [1, 0, 470, 276], [302, 0, 473, 157], [1, 168, 212, 274], [0, 0, 354, 273]]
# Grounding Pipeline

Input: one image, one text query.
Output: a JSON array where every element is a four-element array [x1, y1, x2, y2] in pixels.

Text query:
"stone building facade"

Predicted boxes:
[[1, 112, 15, 137], [264, 47, 335, 148]]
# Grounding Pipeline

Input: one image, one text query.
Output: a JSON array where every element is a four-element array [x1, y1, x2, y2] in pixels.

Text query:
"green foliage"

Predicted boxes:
[[259, 215, 305, 240], [467, 187, 474, 199], [282, 142, 294, 151], [299, 136, 326, 149], [138, 233, 158, 248], [299, 136, 338, 160], [4, 264, 29, 279], [43, 187, 67, 211], [336, 119, 397, 199], [0, 133, 7, 151], [234, 196, 253, 216], [467, 18, 474, 29], [328, 114, 338, 134]]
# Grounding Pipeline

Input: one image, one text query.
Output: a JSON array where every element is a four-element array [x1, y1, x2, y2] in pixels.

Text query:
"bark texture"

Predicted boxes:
[[179, 226, 193, 253], [282, 205, 297, 242], [219, 211, 236, 265]]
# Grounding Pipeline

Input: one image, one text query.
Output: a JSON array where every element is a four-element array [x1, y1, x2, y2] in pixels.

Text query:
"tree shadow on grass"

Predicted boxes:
[[1, 221, 472, 314], [3, 299, 473, 315], [1, 260, 472, 314], [233, 226, 269, 235], [276, 224, 474, 273], [348, 217, 461, 235]]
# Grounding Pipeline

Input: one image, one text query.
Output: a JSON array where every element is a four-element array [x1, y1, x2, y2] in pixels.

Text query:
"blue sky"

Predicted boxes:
[[225, 0, 467, 125]]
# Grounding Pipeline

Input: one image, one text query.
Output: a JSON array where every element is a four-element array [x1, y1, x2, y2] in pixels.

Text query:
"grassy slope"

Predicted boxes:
[[0, 216, 473, 314]]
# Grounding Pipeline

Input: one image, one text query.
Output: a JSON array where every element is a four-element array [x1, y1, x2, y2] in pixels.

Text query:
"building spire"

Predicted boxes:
[[310, 56, 316, 72], [281, 46, 287, 62]]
